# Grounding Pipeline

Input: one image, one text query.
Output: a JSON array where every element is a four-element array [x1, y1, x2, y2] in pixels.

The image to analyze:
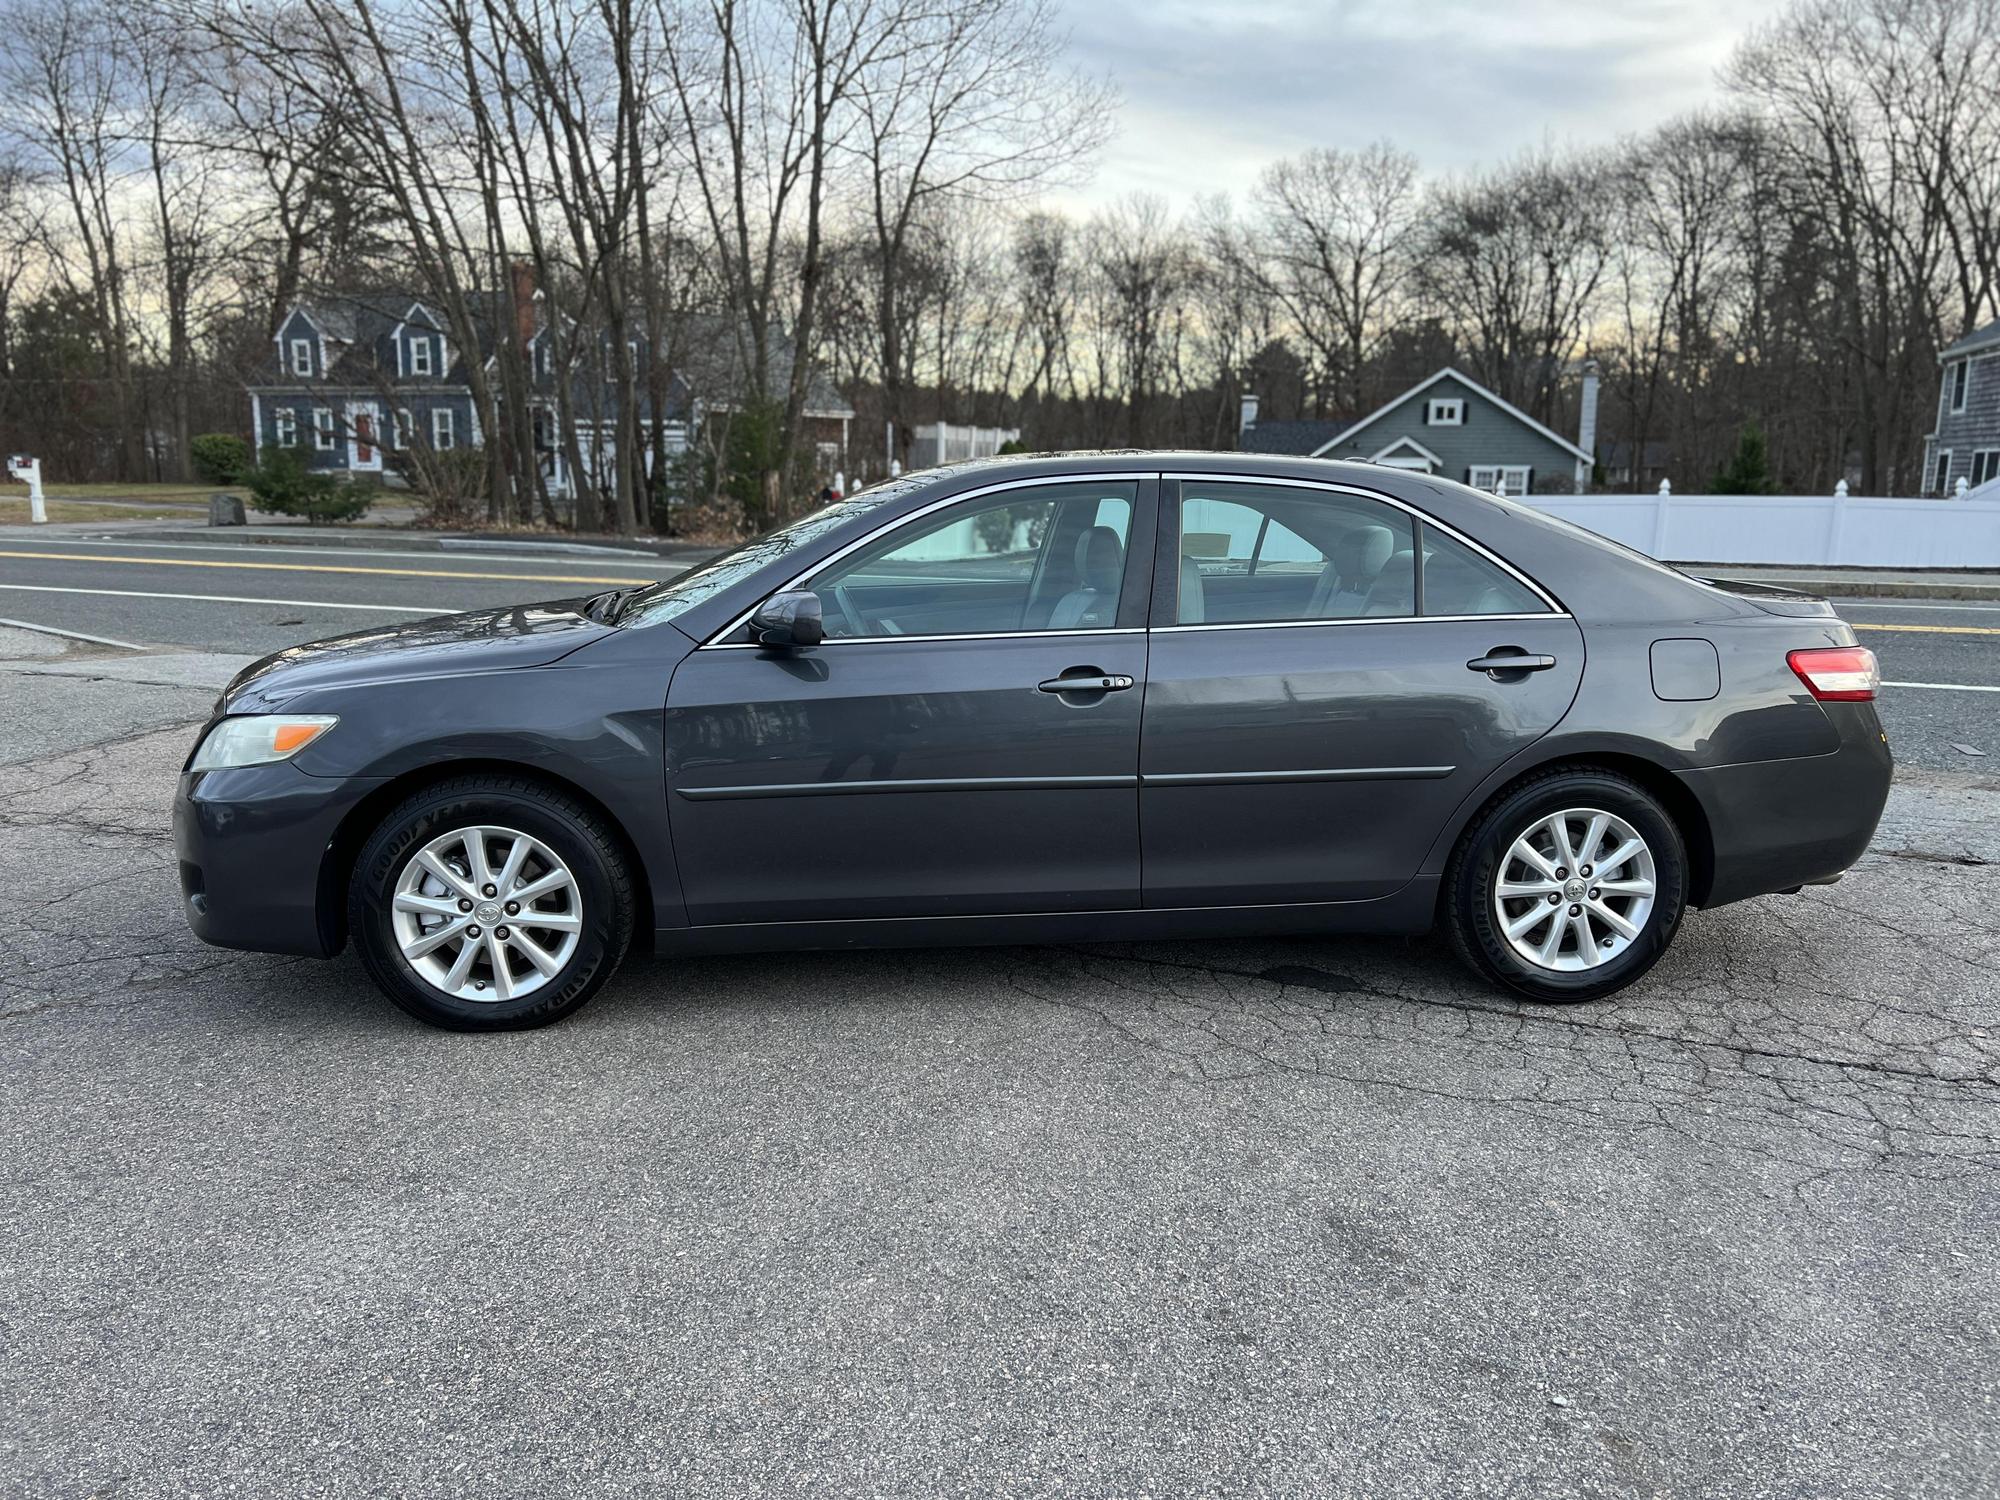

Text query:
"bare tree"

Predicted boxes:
[[1250, 142, 1420, 415]]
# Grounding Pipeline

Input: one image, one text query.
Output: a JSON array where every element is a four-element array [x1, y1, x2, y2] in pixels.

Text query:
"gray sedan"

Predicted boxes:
[[172, 454, 1891, 1030]]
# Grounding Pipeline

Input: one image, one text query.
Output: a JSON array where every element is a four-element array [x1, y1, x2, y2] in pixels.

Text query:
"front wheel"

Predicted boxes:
[[349, 777, 635, 1030], [1445, 768, 1687, 1004]]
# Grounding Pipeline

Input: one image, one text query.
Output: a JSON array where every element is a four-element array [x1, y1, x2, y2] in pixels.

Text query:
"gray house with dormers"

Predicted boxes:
[[1239, 366, 1595, 495], [1924, 319, 2000, 496]]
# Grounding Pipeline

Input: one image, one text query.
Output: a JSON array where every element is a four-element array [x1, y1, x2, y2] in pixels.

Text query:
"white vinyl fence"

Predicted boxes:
[[1525, 483, 2000, 568]]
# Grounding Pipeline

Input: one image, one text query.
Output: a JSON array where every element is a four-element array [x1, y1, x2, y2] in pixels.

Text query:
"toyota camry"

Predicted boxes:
[[174, 454, 1891, 1030]]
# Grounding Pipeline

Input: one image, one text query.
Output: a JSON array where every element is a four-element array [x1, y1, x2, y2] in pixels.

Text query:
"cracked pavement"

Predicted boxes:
[[2, 633, 1997, 1498]]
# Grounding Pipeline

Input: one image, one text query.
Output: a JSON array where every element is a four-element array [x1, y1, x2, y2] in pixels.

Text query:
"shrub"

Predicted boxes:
[[392, 445, 487, 528], [190, 433, 250, 486], [1711, 422, 1778, 495], [244, 445, 374, 525]]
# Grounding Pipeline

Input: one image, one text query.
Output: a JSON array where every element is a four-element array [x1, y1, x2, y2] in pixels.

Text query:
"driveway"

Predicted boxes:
[[2, 629, 1996, 1498]]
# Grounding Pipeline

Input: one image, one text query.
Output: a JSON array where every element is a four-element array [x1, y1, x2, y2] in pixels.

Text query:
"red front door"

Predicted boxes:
[[354, 411, 375, 465]]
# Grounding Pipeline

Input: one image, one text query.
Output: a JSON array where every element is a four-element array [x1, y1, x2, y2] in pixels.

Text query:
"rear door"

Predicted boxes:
[[666, 476, 1158, 925], [1139, 476, 1584, 907]]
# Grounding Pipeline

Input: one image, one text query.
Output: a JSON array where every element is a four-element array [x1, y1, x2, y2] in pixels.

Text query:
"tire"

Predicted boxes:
[[349, 775, 635, 1031], [1444, 766, 1687, 1004]]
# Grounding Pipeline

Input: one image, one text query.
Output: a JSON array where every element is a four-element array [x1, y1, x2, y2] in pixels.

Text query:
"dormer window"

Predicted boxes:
[[290, 338, 313, 377], [1426, 397, 1464, 426], [409, 336, 434, 377]]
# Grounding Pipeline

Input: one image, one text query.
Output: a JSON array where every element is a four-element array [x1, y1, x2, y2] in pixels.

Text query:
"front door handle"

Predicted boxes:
[[1467, 651, 1557, 675], [1038, 671, 1135, 694]]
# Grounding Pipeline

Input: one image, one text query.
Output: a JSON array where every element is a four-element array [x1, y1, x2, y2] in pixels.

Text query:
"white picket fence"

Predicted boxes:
[[1525, 482, 2000, 568]]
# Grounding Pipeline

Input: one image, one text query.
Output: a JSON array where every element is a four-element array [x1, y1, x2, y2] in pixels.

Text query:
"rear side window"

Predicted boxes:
[[1420, 527, 1547, 615]]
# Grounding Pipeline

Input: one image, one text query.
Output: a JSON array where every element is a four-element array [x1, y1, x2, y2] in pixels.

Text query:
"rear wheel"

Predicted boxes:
[[1445, 767, 1687, 1003], [350, 777, 634, 1030]]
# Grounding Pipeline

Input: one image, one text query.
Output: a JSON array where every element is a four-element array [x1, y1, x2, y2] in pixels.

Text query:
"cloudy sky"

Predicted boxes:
[[1049, 0, 1791, 209]]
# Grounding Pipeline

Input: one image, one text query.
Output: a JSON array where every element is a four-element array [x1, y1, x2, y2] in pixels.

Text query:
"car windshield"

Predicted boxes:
[[615, 480, 921, 629]]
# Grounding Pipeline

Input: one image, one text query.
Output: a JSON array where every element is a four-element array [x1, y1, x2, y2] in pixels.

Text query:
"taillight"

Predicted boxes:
[[1787, 646, 1879, 702]]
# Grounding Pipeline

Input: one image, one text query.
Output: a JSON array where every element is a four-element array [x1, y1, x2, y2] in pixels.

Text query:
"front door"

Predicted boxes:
[[666, 477, 1156, 925], [348, 404, 381, 471], [1140, 477, 1584, 907]]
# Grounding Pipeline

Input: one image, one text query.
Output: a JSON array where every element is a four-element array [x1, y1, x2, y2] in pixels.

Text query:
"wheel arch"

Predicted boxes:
[[1432, 749, 1716, 912], [315, 758, 657, 957]]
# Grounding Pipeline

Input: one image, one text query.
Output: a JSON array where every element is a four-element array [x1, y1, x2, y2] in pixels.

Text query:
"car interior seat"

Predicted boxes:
[[1046, 525, 1126, 629]]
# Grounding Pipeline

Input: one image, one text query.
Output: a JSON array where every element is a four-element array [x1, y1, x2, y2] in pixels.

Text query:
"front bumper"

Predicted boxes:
[[1676, 701, 1892, 908], [173, 761, 381, 958]]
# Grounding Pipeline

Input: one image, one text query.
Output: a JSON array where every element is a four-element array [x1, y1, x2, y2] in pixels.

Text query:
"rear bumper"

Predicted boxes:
[[1676, 702, 1892, 908], [172, 762, 378, 958]]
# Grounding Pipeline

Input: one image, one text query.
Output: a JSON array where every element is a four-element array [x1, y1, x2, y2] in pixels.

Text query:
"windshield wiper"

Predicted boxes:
[[582, 587, 637, 624]]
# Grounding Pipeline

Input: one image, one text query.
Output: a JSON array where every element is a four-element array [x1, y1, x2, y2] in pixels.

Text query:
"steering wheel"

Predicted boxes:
[[830, 580, 868, 637]]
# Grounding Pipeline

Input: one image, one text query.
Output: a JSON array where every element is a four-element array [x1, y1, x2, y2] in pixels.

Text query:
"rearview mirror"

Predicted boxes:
[[748, 589, 825, 649]]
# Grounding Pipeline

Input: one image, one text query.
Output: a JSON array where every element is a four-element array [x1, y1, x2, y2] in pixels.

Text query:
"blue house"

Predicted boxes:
[[248, 291, 852, 498], [1240, 366, 1597, 495], [247, 288, 696, 498], [1924, 318, 2000, 495]]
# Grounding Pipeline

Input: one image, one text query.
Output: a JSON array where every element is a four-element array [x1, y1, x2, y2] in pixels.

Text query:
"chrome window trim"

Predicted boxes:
[[702, 471, 1156, 648], [704, 626, 1146, 651], [1164, 470, 1567, 617], [1149, 611, 1568, 635]]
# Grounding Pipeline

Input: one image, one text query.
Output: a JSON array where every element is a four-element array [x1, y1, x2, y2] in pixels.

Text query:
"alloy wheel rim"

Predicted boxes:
[[391, 824, 583, 1002], [1492, 807, 1657, 974]]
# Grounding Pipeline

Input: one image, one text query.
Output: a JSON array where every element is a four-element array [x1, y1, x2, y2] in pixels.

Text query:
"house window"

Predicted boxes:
[[274, 408, 297, 447], [313, 407, 335, 451], [1426, 397, 1464, 426], [395, 409, 414, 449], [1949, 360, 1969, 413], [1468, 465, 1531, 497], [1971, 450, 2000, 488], [290, 338, 313, 377], [409, 336, 433, 377], [1933, 449, 1954, 493], [432, 407, 456, 451]]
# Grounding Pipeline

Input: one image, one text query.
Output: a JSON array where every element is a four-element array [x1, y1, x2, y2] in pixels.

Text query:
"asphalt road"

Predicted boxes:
[[0, 528, 1993, 766], [2, 635, 1997, 1498]]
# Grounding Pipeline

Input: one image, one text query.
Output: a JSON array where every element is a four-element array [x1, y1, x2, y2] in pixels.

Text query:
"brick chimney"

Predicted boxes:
[[510, 259, 537, 351]]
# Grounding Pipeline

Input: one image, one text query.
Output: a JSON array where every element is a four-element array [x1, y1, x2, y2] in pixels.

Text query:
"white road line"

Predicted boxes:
[[1840, 599, 2000, 613], [1885, 680, 2000, 693], [0, 583, 445, 614], [0, 533, 675, 575], [0, 615, 145, 650]]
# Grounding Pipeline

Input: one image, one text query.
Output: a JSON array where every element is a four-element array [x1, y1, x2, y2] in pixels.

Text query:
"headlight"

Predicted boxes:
[[189, 715, 339, 772]]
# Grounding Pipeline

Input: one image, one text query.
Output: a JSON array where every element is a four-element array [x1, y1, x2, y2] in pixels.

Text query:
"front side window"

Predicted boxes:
[[1934, 450, 1954, 493], [1175, 482, 1414, 624], [409, 336, 434, 377], [313, 407, 335, 451], [1950, 360, 1969, 413], [432, 408, 455, 450], [808, 481, 1137, 640], [395, 408, 413, 448], [274, 408, 297, 447], [1972, 450, 2000, 488], [290, 338, 312, 377]]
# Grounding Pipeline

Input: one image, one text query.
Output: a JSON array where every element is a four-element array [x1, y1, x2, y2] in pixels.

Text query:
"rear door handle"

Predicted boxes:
[[1038, 672, 1135, 694], [1467, 652, 1557, 675]]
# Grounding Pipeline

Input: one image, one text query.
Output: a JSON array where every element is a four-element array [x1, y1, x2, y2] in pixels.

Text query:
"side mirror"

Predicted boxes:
[[748, 589, 825, 649]]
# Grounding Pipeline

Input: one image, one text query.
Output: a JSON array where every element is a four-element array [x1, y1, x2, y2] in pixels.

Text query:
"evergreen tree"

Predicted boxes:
[[1711, 422, 1777, 494]]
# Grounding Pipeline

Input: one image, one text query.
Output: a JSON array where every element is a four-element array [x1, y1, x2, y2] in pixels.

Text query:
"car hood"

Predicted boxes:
[[220, 598, 614, 712]]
